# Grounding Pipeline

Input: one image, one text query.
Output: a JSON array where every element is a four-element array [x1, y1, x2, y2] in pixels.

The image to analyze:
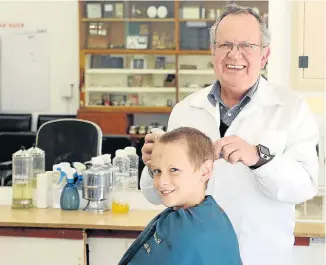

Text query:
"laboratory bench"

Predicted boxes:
[[0, 206, 324, 265]]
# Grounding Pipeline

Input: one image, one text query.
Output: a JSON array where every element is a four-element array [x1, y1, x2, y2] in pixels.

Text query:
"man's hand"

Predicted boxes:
[[214, 136, 259, 166], [141, 132, 164, 168]]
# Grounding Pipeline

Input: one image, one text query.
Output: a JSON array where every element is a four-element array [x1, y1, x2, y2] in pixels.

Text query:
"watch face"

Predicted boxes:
[[259, 145, 270, 155]]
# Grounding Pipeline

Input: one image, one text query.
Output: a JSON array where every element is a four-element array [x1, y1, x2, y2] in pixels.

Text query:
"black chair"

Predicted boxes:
[[0, 132, 36, 186], [36, 119, 102, 171], [37, 114, 77, 130], [0, 113, 32, 132], [102, 135, 133, 159]]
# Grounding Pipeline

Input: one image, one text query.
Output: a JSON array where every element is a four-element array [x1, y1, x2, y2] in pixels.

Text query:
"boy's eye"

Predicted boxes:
[[170, 168, 179, 173], [153, 169, 161, 175]]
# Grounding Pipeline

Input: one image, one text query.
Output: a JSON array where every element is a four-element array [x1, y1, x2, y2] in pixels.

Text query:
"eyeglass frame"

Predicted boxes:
[[211, 41, 266, 54]]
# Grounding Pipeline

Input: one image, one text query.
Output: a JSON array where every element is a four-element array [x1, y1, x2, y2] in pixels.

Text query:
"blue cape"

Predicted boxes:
[[119, 195, 242, 265]]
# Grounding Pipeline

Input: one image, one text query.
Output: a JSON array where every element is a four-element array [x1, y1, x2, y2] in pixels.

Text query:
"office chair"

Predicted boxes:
[[36, 119, 102, 171], [0, 113, 32, 132], [37, 114, 77, 130]]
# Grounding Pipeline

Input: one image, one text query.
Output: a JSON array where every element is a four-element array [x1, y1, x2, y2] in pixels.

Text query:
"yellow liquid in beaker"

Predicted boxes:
[[112, 201, 130, 214], [12, 181, 33, 209]]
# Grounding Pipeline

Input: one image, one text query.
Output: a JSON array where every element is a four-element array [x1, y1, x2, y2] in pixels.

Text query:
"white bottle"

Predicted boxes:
[[124, 146, 139, 191], [112, 150, 130, 191]]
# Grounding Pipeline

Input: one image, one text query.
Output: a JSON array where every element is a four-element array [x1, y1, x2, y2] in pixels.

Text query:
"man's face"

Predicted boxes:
[[211, 13, 270, 93], [151, 141, 210, 209]]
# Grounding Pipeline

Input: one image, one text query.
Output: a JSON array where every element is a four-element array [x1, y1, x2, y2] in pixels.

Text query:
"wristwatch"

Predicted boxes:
[[250, 144, 274, 169]]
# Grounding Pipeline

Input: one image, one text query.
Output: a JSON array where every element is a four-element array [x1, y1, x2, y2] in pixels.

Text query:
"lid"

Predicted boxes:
[[60, 162, 71, 168], [115, 149, 127, 157], [53, 164, 61, 172], [27, 144, 45, 156], [91, 157, 104, 166], [101, 154, 111, 164], [13, 146, 31, 158], [124, 146, 136, 155], [73, 162, 87, 171]]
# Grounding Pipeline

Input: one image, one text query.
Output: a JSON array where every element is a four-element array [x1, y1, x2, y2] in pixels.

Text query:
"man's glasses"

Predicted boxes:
[[212, 42, 263, 54]]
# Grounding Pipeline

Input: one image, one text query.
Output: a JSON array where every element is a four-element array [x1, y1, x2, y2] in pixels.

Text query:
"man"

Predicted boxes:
[[140, 4, 319, 265]]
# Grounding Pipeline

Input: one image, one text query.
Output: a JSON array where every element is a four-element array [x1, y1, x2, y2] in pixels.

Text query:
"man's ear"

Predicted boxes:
[[200, 160, 214, 183], [261, 46, 270, 69]]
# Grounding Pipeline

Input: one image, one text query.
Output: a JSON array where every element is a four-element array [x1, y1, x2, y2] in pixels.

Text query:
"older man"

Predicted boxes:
[[140, 5, 319, 265]]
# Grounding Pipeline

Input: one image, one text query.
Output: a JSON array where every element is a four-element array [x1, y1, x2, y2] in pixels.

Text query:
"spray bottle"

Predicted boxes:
[[60, 167, 80, 211]]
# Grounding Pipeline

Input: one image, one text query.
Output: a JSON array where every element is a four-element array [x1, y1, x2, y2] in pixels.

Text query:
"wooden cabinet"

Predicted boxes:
[[291, 1, 325, 91]]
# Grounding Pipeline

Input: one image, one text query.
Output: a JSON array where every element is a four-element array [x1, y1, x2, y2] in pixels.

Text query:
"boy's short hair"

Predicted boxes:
[[157, 127, 215, 170]]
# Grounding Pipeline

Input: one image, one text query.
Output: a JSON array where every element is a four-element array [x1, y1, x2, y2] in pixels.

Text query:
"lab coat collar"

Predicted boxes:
[[189, 76, 283, 111]]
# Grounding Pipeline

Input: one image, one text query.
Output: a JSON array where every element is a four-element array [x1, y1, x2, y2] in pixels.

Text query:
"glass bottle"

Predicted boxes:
[[12, 146, 33, 209], [27, 144, 45, 206]]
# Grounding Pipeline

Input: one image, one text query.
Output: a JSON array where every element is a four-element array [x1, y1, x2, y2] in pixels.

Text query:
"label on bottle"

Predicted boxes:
[[13, 174, 29, 184]]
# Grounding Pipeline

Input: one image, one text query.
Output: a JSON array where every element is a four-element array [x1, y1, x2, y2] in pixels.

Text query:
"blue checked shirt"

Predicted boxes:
[[207, 79, 259, 126]]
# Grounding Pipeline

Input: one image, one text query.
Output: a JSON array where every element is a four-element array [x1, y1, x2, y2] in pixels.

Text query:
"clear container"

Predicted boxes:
[[112, 150, 130, 213], [82, 157, 111, 212], [124, 146, 139, 191], [12, 146, 33, 209], [27, 144, 45, 206]]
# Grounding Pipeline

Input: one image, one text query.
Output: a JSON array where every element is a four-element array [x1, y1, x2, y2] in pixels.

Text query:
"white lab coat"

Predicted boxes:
[[140, 76, 319, 265]]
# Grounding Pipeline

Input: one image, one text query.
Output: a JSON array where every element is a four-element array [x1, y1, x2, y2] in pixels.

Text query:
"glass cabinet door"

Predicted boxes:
[[85, 53, 177, 107], [80, 1, 176, 51]]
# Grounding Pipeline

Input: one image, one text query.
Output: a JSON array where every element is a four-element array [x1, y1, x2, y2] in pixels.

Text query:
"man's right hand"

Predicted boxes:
[[141, 132, 163, 168]]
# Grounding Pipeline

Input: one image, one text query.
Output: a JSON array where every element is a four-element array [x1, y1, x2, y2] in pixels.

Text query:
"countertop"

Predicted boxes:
[[0, 206, 324, 238]]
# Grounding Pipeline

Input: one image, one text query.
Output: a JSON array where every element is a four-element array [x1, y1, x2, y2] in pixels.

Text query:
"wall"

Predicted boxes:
[[0, 0, 79, 130], [0, 0, 323, 130]]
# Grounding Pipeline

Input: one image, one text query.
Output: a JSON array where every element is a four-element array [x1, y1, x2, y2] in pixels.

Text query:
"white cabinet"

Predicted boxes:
[[0, 236, 85, 265], [293, 239, 325, 265], [87, 237, 135, 265], [290, 1, 325, 91]]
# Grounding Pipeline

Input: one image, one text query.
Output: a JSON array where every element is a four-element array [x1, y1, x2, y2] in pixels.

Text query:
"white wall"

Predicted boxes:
[[0, 0, 294, 116], [0, 0, 79, 122]]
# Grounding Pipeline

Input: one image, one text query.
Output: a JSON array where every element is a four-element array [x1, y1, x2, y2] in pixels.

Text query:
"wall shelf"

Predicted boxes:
[[179, 69, 214, 75], [86, 69, 176, 75], [87, 87, 176, 93]]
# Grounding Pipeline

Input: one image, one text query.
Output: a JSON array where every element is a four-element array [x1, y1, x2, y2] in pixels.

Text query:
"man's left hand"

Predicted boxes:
[[214, 136, 259, 166]]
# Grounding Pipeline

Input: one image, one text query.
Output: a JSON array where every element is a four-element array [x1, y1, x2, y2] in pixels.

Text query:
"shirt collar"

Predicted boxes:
[[207, 79, 259, 107]]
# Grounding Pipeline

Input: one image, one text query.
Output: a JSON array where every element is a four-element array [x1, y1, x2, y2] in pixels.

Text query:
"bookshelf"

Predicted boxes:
[[77, 0, 269, 133]]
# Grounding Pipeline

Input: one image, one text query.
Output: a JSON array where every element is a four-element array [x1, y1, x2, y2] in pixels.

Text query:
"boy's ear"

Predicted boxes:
[[200, 160, 213, 183]]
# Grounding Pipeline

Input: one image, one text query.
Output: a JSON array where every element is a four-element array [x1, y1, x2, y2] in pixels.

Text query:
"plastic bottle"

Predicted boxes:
[[124, 146, 139, 191], [73, 162, 88, 209], [112, 150, 130, 213], [51, 163, 69, 208], [60, 167, 80, 211]]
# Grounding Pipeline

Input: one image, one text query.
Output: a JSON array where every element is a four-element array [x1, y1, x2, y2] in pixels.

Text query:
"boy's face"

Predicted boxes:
[[151, 140, 212, 209]]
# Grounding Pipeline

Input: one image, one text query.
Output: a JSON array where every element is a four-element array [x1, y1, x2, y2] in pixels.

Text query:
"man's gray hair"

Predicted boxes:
[[209, 4, 271, 47]]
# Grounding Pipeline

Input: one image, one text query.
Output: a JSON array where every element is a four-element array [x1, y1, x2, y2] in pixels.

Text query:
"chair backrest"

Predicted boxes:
[[37, 114, 77, 130], [102, 135, 132, 159], [0, 132, 36, 163], [0, 113, 32, 132], [36, 119, 102, 170]]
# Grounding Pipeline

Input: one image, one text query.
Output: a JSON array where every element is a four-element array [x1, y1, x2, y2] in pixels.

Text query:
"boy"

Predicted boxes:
[[119, 127, 242, 265]]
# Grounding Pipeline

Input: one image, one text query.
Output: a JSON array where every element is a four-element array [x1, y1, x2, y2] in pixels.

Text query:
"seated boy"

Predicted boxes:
[[118, 127, 242, 265]]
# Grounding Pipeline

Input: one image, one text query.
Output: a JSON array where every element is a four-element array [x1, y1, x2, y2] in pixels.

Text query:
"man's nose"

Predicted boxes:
[[228, 44, 243, 60]]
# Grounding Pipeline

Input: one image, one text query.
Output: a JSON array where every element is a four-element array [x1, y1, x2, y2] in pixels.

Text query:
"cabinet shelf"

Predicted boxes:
[[82, 18, 175, 23], [83, 49, 178, 55], [179, 69, 214, 75], [86, 87, 176, 93], [82, 49, 212, 55], [86, 69, 176, 75], [79, 106, 172, 113]]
